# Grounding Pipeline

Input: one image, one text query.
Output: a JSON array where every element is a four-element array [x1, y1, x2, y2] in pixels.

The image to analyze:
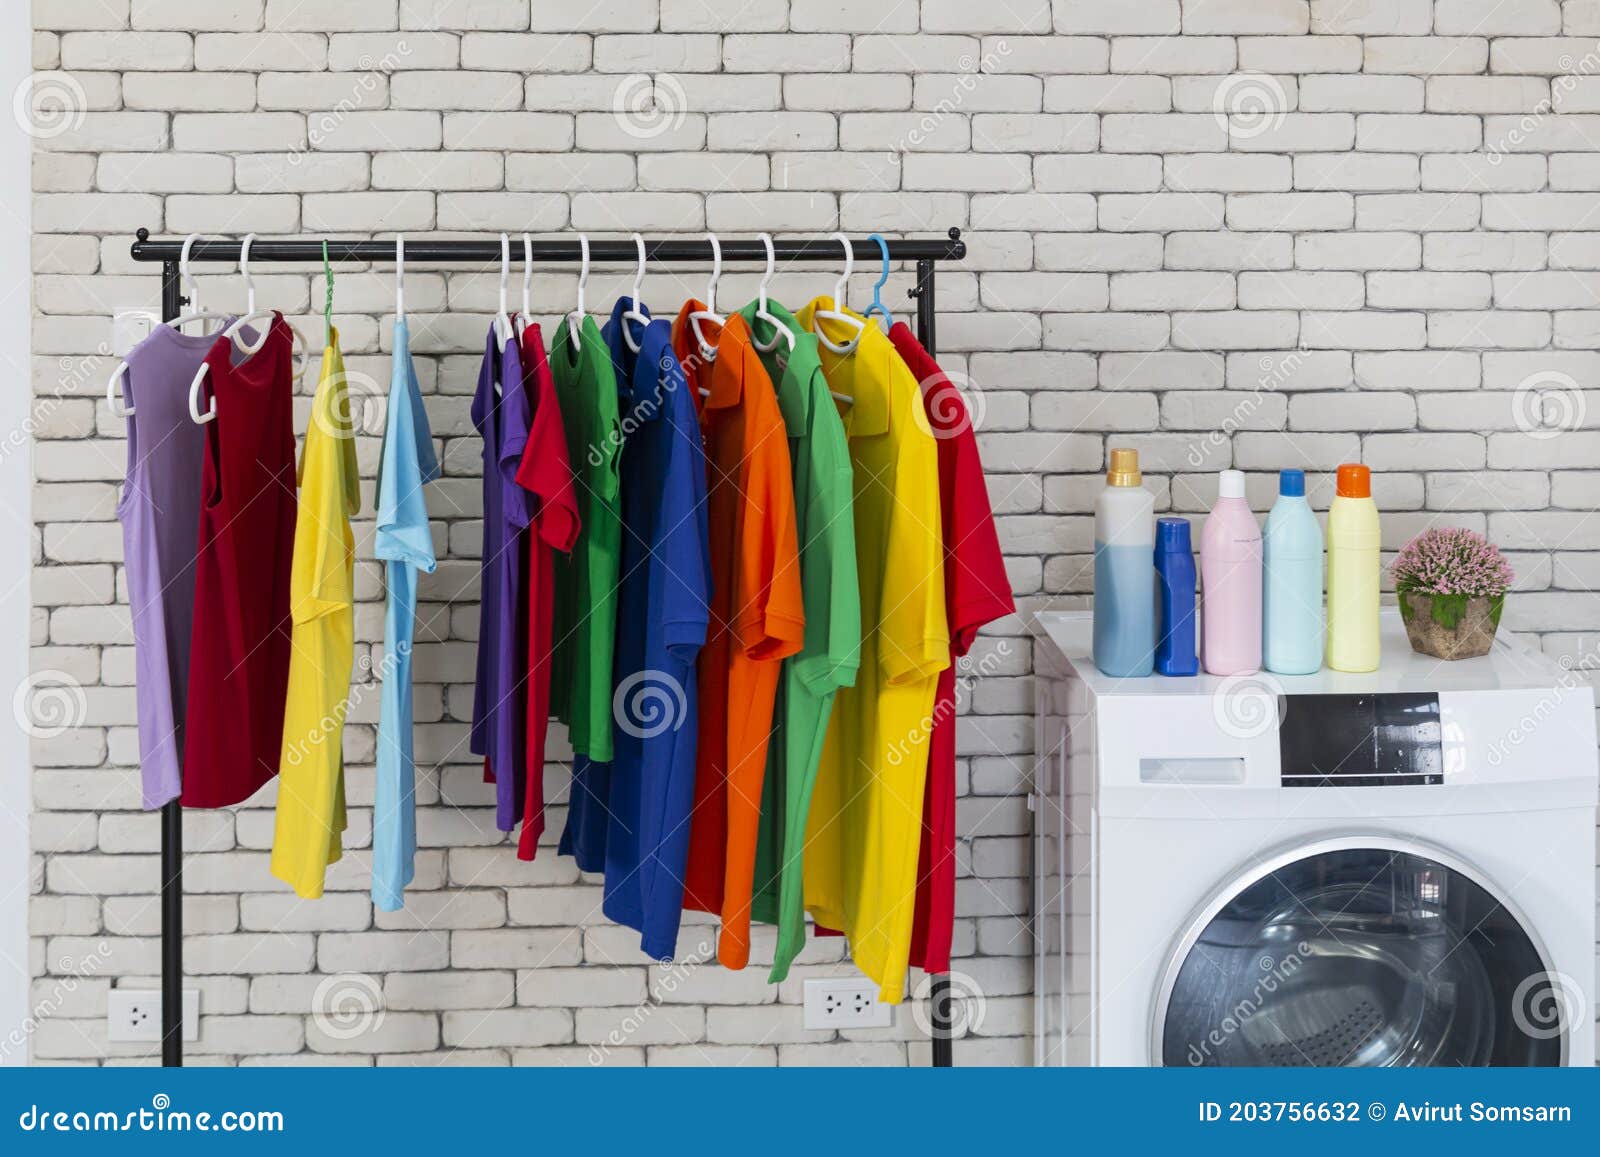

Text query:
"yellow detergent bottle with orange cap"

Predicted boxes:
[[1326, 463, 1380, 672]]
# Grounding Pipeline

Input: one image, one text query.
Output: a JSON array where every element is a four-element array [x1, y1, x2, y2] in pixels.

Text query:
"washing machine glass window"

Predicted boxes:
[[1157, 843, 1566, 1068]]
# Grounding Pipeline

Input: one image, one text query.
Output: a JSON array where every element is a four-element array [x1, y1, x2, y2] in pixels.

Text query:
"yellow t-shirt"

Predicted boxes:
[[271, 329, 360, 899], [798, 300, 948, 1003]]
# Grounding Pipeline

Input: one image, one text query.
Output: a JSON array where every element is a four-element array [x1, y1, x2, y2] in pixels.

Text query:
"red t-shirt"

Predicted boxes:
[[513, 323, 580, 860], [889, 323, 1014, 976], [181, 317, 298, 808]]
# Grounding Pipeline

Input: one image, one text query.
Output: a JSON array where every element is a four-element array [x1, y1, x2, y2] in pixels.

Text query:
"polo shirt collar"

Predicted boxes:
[[703, 310, 753, 412], [798, 296, 890, 438], [738, 298, 817, 434]]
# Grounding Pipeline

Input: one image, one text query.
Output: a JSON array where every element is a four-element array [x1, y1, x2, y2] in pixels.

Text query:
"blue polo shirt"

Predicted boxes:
[[597, 296, 711, 960]]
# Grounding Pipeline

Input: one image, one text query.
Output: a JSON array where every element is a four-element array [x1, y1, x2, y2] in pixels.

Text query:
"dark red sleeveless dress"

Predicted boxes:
[[180, 316, 297, 808]]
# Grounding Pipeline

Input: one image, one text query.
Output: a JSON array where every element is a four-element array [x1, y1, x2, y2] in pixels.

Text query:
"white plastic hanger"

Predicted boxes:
[[516, 233, 534, 337], [686, 232, 725, 363], [621, 233, 651, 354], [107, 233, 228, 419], [750, 232, 795, 355], [170, 233, 232, 337], [566, 233, 588, 347], [221, 232, 309, 383], [395, 233, 405, 322], [809, 232, 867, 356], [494, 233, 514, 351]]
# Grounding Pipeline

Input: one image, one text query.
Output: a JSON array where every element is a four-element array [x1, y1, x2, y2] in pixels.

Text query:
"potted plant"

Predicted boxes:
[[1392, 527, 1515, 660]]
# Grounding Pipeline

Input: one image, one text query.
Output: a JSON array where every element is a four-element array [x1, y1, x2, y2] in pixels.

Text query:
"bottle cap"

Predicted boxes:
[[1156, 516, 1191, 553], [1106, 448, 1141, 487], [1279, 468, 1305, 497], [1218, 469, 1246, 500], [1336, 463, 1370, 498]]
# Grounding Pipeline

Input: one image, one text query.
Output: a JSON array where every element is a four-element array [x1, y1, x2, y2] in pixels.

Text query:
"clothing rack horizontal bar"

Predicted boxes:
[[130, 228, 965, 264]]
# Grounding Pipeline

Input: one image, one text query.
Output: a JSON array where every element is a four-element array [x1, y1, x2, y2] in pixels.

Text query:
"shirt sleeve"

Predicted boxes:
[[878, 383, 949, 686], [375, 368, 437, 573], [659, 369, 711, 661], [791, 424, 860, 697], [735, 375, 805, 662], [515, 366, 581, 554], [292, 368, 357, 624], [942, 413, 1014, 657]]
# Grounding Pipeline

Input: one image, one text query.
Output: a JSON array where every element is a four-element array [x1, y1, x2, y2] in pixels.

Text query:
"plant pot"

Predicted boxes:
[[1398, 591, 1504, 660]]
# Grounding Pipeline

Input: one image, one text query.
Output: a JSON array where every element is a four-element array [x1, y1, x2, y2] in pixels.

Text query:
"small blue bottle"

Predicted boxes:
[[1154, 517, 1198, 677], [1263, 468, 1325, 675]]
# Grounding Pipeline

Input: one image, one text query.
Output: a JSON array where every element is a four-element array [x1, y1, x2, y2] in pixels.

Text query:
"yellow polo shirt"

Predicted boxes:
[[271, 330, 360, 899], [798, 299, 948, 1003]]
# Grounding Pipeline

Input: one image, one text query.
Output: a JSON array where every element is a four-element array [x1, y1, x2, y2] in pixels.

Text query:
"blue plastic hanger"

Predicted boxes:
[[861, 232, 892, 332]]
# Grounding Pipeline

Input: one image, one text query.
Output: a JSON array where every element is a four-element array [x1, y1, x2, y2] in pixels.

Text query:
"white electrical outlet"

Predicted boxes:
[[107, 988, 200, 1042], [111, 308, 158, 357], [803, 978, 892, 1030]]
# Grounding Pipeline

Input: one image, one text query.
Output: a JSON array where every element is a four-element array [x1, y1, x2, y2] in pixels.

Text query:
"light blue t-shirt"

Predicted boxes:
[[372, 319, 439, 911]]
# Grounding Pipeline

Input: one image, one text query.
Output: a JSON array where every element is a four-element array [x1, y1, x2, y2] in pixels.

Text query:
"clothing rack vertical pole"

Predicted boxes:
[[159, 259, 185, 1068], [912, 257, 953, 1070]]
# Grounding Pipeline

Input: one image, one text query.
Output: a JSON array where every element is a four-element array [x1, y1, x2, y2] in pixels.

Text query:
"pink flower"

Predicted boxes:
[[1391, 527, 1514, 598]]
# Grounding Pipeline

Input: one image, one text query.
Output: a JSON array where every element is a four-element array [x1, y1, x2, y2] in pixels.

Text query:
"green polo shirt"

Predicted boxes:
[[549, 314, 621, 763], [739, 299, 861, 983]]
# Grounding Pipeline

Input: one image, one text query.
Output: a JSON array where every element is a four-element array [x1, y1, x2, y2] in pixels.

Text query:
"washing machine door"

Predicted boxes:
[[1155, 839, 1567, 1067]]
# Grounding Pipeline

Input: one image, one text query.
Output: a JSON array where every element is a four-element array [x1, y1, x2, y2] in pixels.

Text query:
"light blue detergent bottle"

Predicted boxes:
[[1262, 468, 1324, 675], [1093, 448, 1156, 677]]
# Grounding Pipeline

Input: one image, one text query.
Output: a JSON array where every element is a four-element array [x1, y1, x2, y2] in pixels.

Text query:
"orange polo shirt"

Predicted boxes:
[[672, 304, 804, 970]]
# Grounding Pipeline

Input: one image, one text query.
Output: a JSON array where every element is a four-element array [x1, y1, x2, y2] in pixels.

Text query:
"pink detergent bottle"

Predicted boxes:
[[1200, 469, 1263, 676]]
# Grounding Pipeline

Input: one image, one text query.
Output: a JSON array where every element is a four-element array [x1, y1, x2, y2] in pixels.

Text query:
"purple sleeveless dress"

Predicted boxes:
[[116, 321, 231, 809]]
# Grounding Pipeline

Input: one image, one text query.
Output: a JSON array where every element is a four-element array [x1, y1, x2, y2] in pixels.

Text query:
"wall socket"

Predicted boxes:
[[106, 988, 199, 1042], [802, 978, 892, 1030]]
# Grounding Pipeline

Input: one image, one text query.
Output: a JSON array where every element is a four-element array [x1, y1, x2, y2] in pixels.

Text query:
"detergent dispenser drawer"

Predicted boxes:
[[1278, 693, 1443, 787]]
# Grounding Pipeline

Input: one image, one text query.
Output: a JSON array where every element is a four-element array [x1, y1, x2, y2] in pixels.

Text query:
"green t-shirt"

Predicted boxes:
[[739, 299, 861, 983], [549, 315, 622, 762]]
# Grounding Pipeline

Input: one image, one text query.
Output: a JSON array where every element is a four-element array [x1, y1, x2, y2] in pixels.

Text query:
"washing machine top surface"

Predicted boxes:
[[1033, 609, 1571, 698]]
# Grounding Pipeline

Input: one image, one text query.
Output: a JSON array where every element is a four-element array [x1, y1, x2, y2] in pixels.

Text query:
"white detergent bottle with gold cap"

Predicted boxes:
[[1326, 463, 1381, 672], [1093, 448, 1156, 677]]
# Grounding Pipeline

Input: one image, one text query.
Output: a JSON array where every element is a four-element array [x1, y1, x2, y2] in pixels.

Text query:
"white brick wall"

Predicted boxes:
[[24, 0, 1600, 1067]]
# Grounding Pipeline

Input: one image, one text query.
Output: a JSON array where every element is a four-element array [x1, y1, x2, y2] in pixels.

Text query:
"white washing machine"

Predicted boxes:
[[1032, 610, 1597, 1068]]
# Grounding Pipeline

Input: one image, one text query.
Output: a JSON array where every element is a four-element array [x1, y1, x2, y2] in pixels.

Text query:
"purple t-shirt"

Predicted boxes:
[[116, 321, 234, 809], [469, 323, 535, 830]]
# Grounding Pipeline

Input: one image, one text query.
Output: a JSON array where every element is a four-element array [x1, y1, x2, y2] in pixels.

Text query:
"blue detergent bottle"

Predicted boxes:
[[1262, 468, 1324, 675], [1154, 517, 1198, 676]]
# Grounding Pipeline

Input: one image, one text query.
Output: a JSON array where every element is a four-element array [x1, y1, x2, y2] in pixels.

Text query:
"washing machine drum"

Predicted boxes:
[[1159, 846, 1566, 1067]]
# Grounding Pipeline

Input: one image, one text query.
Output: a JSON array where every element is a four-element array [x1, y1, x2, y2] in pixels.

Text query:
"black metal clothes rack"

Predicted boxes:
[[128, 227, 968, 1070]]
